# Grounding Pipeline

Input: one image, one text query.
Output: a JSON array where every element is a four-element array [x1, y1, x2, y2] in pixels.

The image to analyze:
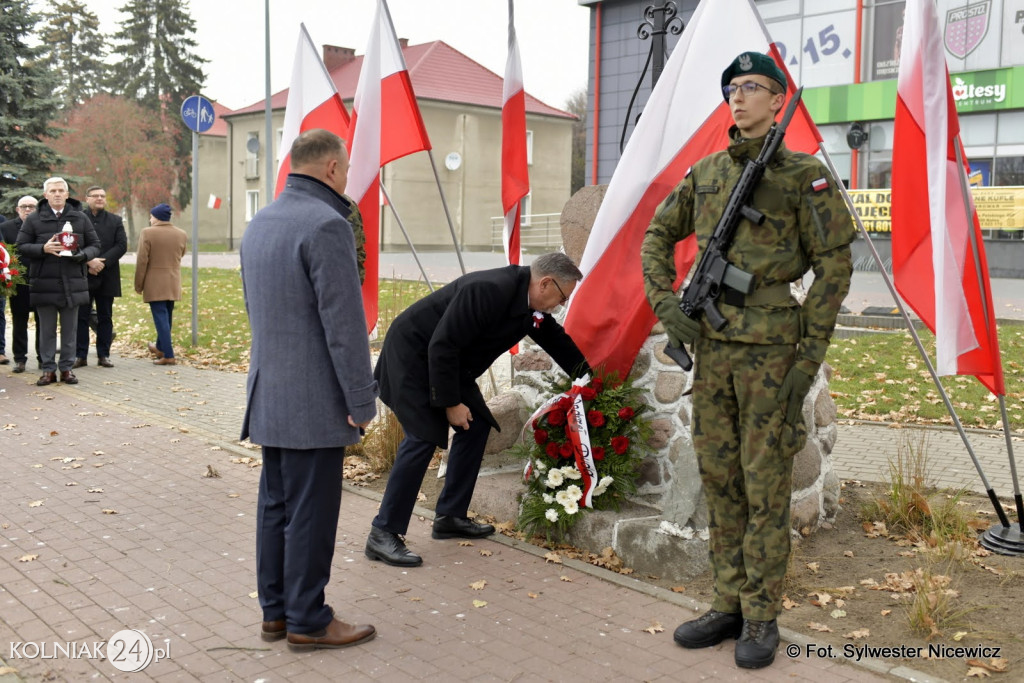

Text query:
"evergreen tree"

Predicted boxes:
[[37, 0, 110, 111], [565, 88, 588, 195], [0, 0, 63, 213], [109, 0, 207, 208]]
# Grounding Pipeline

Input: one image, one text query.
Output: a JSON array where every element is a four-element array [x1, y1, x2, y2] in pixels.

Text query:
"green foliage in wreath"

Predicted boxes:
[[512, 374, 652, 542], [0, 242, 27, 298]]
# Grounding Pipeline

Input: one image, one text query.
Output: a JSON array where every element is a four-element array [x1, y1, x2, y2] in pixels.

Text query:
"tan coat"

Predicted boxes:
[[135, 221, 188, 302]]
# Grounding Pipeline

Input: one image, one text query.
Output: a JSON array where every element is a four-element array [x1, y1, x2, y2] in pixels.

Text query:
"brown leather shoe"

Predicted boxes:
[[0, 354, 9, 365], [37, 371, 57, 386], [60, 370, 78, 384], [13, 361, 26, 373], [97, 357, 114, 368], [147, 342, 164, 359], [286, 618, 376, 652], [153, 357, 177, 365], [261, 619, 286, 642], [72, 357, 87, 369]]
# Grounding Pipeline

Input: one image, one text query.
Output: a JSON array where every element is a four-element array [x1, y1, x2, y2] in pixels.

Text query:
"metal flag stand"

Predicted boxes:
[[814, 143, 1023, 555]]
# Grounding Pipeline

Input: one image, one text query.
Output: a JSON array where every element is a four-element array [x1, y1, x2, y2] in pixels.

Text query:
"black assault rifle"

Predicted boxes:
[[665, 86, 805, 371]]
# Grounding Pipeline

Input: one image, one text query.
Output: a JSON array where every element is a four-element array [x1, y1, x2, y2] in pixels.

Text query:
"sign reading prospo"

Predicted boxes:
[[848, 187, 1024, 233]]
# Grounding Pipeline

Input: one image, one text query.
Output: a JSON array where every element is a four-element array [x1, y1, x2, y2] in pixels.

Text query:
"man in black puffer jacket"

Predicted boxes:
[[16, 177, 100, 386]]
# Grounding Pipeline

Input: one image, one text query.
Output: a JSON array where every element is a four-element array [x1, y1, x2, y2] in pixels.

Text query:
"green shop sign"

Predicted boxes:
[[802, 65, 1024, 124]]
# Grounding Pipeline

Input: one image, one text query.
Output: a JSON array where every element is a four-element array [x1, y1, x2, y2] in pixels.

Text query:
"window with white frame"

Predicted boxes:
[[520, 192, 532, 226], [245, 132, 260, 179], [526, 130, 534, 165], [246, 190, 259, 222]]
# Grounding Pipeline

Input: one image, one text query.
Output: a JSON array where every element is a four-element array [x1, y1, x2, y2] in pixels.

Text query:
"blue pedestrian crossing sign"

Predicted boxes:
[[181, 95, 215, 133]]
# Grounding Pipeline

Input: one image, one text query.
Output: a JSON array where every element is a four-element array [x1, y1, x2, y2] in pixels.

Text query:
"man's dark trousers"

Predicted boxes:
[[76, 294, 114, 359], [372, 417, 491, 536], [7, 287, 32, 364], [256, 446, 344, 634]]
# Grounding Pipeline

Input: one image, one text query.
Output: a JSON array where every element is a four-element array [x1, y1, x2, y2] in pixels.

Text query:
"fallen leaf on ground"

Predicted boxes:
[[807, 622, 833, 632], [18, 554, 38, 562], [967, 659, 1008, 673], [809, 591, 832, 606], [881, 609, 892, 616], [101, 509, 118, 515], [472, 600, 487, 608], [248, 591, 258, 599], [458, 540, 473, 547], [642, 622, 664, 634], [844, 551, 854, 557], [394, 588, 411, 594], [203, 465, 220, 478], [479, 549, 492, 557], [0, 667, 18, 675], [470, 580, 487, 590], [527, 592, 539, 599], [559, 575, 572, 582], [671, 586, 686, 593], [830, 609, 847, 619], [805, 562, 820, 573], [844, 628, 870, 639], [782, 596, 799, 610], [87, 488, 103, 493], [966, 668, 991, 678], [954, 631, 968, 641], [544, 552, 562, 564], [28, 500, 43, 507]]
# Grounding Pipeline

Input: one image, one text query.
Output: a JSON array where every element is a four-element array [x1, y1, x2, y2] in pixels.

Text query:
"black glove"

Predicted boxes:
[[654, 297, 700, 348], [779, 365, 815, 425]]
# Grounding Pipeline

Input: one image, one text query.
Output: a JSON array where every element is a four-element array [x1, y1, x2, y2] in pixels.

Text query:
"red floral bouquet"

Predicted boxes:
[[0, 242, 26, 298], [515, 374, 652, 540]]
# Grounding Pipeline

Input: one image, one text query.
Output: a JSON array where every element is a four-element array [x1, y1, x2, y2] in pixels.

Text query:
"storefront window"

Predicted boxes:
[[868, 159, 892, 188], [994, 156, 1024, 186]]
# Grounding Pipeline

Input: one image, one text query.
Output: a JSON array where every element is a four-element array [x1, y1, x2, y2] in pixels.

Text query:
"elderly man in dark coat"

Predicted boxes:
[[74, 185, 127, 368], [240, 129, 377, 652], [0, 195, 38, 371], [365, 253, 592, 567], [16, 177, 100, 386]]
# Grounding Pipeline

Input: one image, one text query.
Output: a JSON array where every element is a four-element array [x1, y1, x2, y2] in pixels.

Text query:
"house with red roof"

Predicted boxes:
[[221, 39, 576, 250]]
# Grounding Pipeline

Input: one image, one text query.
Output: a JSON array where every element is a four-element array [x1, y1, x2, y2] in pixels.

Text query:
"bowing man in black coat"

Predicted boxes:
[[366, 252, 592, 567]]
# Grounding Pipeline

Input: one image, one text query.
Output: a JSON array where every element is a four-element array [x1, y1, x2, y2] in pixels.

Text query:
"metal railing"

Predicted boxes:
[[489, 213, 563, 252]]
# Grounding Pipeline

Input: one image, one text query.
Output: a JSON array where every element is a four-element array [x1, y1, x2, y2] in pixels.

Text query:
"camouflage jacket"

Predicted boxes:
[[641, 128, 856, 375], [339, 194, 366, 284]]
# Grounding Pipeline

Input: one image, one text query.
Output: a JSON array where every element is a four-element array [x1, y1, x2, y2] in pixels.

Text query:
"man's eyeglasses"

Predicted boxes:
[[550, 278, 569, 305], [17, 204, 36, 210], [88, 194, 106, 199], [723, 81, 779, 99]]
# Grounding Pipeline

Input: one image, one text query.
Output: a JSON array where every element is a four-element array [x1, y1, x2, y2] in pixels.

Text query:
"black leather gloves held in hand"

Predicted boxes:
[[778, 365, 815, 425], [654, 298, 701, 348]]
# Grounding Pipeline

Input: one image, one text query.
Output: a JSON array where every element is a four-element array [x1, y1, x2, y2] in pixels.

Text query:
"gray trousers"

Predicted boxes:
[[36, 305, 79, 372]]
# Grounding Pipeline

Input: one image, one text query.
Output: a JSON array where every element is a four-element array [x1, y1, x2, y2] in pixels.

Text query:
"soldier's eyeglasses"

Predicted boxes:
[[723, 82, 779, 99], [550, 279, 569, 305]]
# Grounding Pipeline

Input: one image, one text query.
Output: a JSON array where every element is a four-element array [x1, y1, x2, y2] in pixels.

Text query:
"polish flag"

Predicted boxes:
[[348, 0, 432, 333], [891, 0, 1004, 395], [275, 23, 351, 198], [563, 0, 823, 379], [207, 194, 222, 210], [501, 0, 528, 266]]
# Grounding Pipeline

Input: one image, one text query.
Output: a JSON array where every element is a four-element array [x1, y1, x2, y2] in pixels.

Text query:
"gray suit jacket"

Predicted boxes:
[[239, 174, 377, 449]]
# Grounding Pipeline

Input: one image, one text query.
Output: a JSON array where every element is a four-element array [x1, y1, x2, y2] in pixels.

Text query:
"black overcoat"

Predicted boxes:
[[16, 198, 100, 309], [375, 265, 591, 448], [82, 208, 127, 297]]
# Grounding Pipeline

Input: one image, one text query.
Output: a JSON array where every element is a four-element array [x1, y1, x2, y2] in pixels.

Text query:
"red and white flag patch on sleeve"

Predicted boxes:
[[811, 177, 829, 192]]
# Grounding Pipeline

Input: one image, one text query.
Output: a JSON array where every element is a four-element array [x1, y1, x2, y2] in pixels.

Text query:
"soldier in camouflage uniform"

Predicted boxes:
[[339, 195, 366, 284], [640, 52, 855, 669]]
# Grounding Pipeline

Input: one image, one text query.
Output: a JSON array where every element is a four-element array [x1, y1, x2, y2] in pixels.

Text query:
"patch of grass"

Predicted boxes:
[[904, 564, 976, 640], [113, 266, 433, 371], [364, 404, 405, 474], [827, 325, 1024, 432]]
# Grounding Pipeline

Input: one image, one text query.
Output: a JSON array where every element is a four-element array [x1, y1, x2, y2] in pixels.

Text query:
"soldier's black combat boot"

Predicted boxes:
[[672, 609, 742, 648], [734, 618, 779, 669]]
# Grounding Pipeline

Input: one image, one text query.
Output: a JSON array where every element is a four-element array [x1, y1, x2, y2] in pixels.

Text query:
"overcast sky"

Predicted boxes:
[[77, 0, 592, 112]]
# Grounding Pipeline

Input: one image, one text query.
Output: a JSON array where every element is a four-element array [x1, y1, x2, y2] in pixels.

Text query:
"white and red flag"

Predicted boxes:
[[348, 0, 432, 333], [207, 194, 222, 210], [501, 0, 529, 266], [275, 23, 351, 198], [891, 0, 1004, 395], [563, 0, 821, 380]]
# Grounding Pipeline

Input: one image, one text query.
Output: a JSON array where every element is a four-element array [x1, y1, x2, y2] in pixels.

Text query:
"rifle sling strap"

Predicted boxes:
[[720, 282, 792, 308]]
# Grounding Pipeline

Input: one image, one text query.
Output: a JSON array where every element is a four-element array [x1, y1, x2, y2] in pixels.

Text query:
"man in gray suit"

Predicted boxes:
[[240, 129, 377, 652]]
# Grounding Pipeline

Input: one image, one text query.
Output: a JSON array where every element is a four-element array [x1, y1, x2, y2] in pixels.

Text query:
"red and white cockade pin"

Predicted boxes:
[[532, 311, 545, 328]]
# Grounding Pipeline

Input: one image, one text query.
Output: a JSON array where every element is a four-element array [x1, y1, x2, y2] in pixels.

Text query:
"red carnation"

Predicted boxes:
[[533, 429, 549, 445], [592, 446, 606, 461], [547, 410, 567, 426], [580, 387, 597, 401], [557, 396, 573, 411], [559, 442, 574, 459], [611, 436, 630, 455], [532, 418, 539, 429], [545, 442, 560, 459], [591, 377, 604, 393], [617, 407, 635, 420], [586, 410, 605, 427]]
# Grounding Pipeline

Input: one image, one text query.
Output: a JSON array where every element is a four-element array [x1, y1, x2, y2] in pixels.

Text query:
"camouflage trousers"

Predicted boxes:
[[691, 337, 806, 621]]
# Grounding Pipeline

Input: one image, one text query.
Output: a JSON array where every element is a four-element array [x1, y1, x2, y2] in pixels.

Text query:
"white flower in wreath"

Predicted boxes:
[[565, 485, 583, 502], [535, 460, 548, 472], [545, 469, 564, 488], [542, 493, 554, 504], [561, 466, 582, 480], [545, 508, 559, 522], [555, 489, 573, 506], [563, 500, 579, 515], [599, 476, 614, 488]]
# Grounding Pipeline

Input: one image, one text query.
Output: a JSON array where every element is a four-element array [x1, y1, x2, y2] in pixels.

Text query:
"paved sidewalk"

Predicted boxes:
[[2, 358, 948, 681]]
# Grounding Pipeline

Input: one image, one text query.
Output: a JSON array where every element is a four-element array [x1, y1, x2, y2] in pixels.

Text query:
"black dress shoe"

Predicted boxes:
[[13, 361, 26, 373], [60, 370, 78, 384], [673, 609, 743, 649], [97, 357, 114, 368], [431, 515, 495, 539], [734, 619, 779, 669], [364, 526, 422, 567], [37, 371, 57, 386], [72, 357, 87, 369]]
